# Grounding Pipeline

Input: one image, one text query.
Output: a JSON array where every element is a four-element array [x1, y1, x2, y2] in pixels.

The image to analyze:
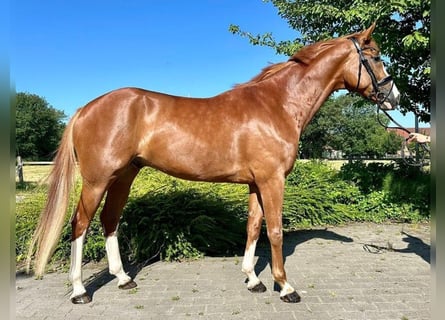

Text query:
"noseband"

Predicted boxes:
[[350, 37, 393, 105]]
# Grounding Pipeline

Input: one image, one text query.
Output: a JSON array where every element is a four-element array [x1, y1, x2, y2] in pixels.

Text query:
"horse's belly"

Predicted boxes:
[[147, 155, 253, 183], [137, 139, 253, 183]]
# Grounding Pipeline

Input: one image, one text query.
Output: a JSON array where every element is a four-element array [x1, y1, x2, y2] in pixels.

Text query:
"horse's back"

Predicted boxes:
[[70, 87, 230, 179], [70, 86, 297, 184]]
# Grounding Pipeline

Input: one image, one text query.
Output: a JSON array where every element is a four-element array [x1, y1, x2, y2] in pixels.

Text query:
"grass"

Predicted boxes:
[[15, 165, 52, 184]]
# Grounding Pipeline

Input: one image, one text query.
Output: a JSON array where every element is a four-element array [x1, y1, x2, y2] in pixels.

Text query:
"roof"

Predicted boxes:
[[386, 127, 431, 139]]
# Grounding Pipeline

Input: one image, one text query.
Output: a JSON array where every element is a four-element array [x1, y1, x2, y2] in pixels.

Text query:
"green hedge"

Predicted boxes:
[[16, 160, 429, 269], [118, 171, 248, 262], [338, 160, 430, 218], [283, 160, 361, 227]]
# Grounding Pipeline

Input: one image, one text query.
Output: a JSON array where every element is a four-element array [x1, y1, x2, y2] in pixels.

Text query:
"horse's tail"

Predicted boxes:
[[26, 109, 81, 278]]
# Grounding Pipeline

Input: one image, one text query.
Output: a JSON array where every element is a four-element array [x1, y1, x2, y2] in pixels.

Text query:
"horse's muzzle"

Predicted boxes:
[[379, 83, 400, 110]]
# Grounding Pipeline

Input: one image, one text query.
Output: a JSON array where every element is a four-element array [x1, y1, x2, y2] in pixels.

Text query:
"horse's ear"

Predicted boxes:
[[360, 22, 376, 44]]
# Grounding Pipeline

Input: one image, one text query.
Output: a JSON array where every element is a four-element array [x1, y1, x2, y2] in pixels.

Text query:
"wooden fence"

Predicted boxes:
[[15, 156, 53, 184]]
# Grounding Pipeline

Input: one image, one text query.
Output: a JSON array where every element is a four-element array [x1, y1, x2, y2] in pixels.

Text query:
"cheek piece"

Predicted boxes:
[[350, 37, 393, 105]]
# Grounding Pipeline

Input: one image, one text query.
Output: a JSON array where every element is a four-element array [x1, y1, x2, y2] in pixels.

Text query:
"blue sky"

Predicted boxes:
[[11, 0, 416, 127]]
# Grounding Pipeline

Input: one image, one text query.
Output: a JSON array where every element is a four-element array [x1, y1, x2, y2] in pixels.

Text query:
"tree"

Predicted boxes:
[[300, 94, 404, 159], [229, 0, 430, 123], [15, 92, 66, 161], [299, 95, 346, 158]]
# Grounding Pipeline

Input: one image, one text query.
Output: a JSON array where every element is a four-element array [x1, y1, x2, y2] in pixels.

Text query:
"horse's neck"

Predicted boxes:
[[275, 50, 349, 132]]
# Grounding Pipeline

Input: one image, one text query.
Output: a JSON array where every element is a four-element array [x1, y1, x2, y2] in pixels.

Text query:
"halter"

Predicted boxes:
[[350, 37, 393, 105], [350, 37, 429, 167]]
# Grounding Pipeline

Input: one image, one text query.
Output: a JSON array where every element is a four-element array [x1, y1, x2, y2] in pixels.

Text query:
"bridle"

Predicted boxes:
[[350, 37, 394, 106], [350, 37, 430, 167]]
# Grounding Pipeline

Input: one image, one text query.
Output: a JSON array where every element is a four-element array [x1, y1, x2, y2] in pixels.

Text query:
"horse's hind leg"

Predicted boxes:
[[100, 165, 139, 290], [70, 182, 108, 304], [242, 184, 267, 293]]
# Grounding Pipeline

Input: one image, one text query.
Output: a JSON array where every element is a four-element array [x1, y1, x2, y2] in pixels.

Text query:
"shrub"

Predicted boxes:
[[339, 160, 430, 217], [381, 161, 430, 216], [282, 160, 430, 229], [283, 160, 361, 228], [352, 191, 425, 223], [338, 161, 394, 193], [119, 170, 248, 262]]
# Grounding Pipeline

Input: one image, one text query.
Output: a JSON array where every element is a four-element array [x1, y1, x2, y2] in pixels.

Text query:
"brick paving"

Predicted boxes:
[[16, 222, 430, 320]]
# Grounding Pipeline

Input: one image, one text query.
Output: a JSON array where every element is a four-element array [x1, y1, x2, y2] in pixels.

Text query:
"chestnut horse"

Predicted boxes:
[[26, 23, 399, 304]]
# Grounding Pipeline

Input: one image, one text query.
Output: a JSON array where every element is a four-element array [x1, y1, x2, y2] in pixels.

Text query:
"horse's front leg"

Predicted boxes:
[[242, 184, 267, 293], [257, 175, 301, 303]]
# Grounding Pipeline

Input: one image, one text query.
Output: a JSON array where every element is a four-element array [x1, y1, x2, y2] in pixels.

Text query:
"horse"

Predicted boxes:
[[26, 23, 400, 304]]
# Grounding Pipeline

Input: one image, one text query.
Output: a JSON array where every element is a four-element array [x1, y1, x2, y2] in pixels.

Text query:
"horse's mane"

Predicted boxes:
[[288, 38, 340, 65], [289, 33, 368, 65], [234, 62, 293, 88], [236, 34, 358, 88]]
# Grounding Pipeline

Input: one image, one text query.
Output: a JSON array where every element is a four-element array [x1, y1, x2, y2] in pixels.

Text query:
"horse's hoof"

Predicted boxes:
[[248, 281, 267, 293], [71, 292, 92, 304], [118, 279, 137, 290], [280, 291, 301, 303]]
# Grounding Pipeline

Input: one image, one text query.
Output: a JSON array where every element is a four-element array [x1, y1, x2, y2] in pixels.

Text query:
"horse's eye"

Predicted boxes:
[[373, 56, 382, 62]]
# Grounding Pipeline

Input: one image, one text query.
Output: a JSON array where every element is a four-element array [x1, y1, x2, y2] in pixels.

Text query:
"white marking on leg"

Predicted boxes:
[[105, 233, 131, 286], [280, 281, 295, 297], [242, 239, 261, 289], [69, 230, 86, 299]]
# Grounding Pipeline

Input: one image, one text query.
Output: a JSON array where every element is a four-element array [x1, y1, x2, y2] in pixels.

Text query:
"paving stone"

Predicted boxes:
[[16, 222, 430, 319]]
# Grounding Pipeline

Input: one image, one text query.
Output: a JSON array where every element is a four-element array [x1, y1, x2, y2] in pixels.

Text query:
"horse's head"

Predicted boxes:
[[344, 23, 400, 110]]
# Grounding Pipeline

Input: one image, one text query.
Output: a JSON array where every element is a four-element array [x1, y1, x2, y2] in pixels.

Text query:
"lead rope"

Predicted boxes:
[[376, 104, 430, 168]]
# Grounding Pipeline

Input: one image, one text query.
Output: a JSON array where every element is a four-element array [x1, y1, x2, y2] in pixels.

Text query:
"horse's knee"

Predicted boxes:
[[267, 227, 283, 245]]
